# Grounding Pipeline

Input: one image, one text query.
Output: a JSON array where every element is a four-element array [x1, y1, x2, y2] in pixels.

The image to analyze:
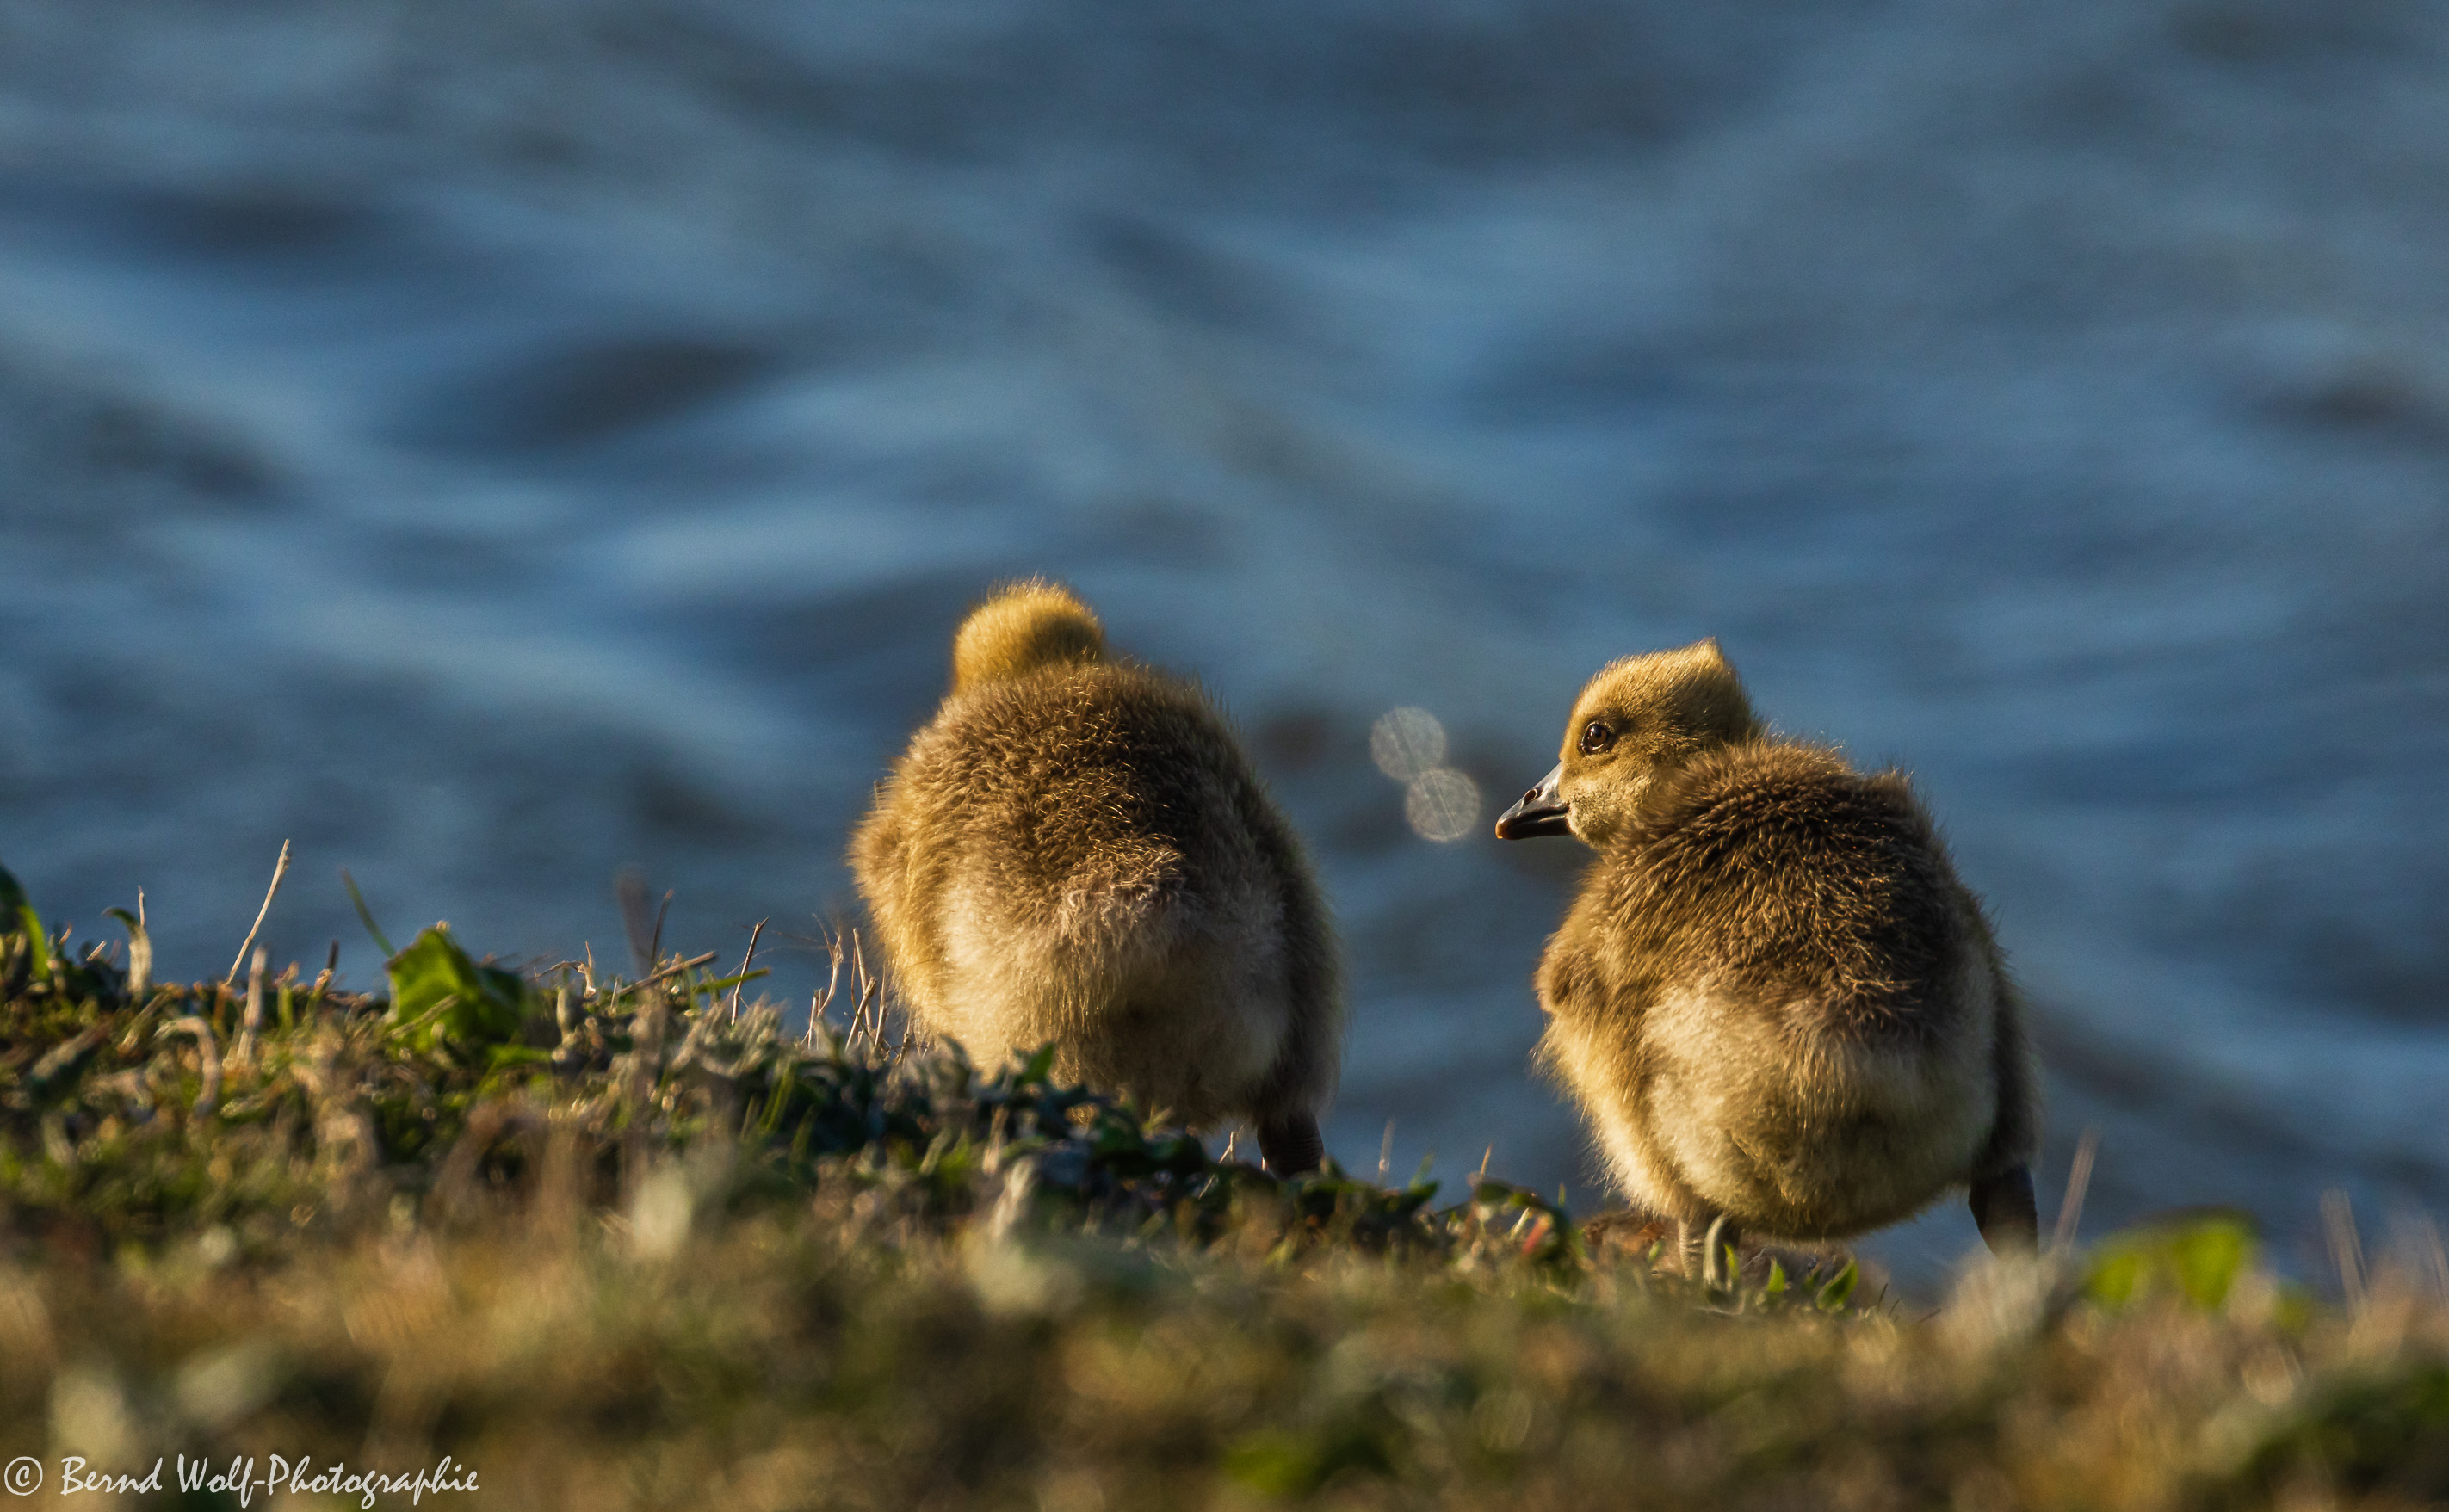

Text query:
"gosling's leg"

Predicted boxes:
[[1255, 1112, 1325, 1176], [1680, 1213, 1741, 1287], [1969, 1163, 2039, 1253]]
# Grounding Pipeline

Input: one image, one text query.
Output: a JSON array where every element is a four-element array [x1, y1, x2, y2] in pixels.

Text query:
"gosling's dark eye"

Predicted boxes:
[[1578, 720, 1616, 756]]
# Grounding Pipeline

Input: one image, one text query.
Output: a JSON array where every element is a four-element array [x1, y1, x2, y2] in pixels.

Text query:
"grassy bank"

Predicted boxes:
[[4, 867, 2448, 1509]]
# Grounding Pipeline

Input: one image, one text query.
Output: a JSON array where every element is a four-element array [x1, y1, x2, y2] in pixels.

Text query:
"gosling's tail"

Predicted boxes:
[[951, 579, 1107, 692]]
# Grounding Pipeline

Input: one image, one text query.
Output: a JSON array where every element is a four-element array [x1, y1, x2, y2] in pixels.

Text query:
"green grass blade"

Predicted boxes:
[[340, 869, 397, 959]]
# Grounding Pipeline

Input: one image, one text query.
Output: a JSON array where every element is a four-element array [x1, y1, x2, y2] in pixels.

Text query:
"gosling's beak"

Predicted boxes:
[[1494, 762, 1571, 839]]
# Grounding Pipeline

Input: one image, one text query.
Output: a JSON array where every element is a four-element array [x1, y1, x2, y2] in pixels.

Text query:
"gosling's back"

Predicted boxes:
[[1537, 742, 2035, 1244], [850, 583, 1339, 1142], [1568, 743, 1969, 1034]]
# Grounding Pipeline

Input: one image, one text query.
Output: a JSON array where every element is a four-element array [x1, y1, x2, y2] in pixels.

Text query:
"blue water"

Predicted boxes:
[[3, 0, 2446, 1287]]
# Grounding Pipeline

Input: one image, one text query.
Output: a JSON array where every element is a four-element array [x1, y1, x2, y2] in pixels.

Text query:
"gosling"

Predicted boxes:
[[850, 580, 1341, 1173], [1494, 640, 2039, 1269]]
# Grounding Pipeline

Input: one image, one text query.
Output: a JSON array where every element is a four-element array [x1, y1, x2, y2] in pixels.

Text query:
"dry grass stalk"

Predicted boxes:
[[225, 839, 293, 984], [2325, 1188, 2369, 1312], [2054, 1125, 2100, 1250], [730, 918, 766, 1021]]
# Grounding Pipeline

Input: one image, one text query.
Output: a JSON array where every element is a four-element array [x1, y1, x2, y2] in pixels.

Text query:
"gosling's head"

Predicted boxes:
[[1494, 639, 1762, 848], [951, 579, 1108, 693]]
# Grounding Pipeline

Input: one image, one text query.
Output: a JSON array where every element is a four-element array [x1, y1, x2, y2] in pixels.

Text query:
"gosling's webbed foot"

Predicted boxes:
[[1255, 1113, 1325, 1176], [1970, 1163, 2039, 1253]]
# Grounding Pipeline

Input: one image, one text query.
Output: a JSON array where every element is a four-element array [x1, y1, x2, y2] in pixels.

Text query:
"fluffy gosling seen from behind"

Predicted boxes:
[[851, 581, 1341, 1173], [1494, 641, 2040, 1271]]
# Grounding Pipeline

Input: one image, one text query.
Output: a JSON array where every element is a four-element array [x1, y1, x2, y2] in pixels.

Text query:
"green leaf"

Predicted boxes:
[[2087, 1250, 2144, 1309], [1765, 1258, 1787, 1298], [386, 924, 529, 1054], [0, 860, 52, 974], [2169, 1219, 2255, 1309], [1222, 1430, 1320, 1497], [2083, 1211, 2259, 1311], [1816, 1258, 1858, 1312], [1224, 1422, 1392, 1498]]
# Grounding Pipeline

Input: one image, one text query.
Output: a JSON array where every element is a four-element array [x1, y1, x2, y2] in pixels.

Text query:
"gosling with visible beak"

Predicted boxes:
[[1497, 639, 2040, 1276]]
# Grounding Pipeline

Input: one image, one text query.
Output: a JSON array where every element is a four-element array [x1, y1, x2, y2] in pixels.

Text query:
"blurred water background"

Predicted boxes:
[[3, 0, 2445, 1287]]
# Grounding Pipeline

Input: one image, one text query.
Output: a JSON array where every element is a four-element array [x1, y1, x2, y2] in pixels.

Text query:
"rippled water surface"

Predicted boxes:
[[5, 0, 2447, 1285]]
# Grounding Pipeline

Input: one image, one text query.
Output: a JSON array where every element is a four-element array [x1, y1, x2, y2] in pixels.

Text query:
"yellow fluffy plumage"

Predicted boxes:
[[1497, 640, 2039, 1270], [852, 581, 1343, 1173]]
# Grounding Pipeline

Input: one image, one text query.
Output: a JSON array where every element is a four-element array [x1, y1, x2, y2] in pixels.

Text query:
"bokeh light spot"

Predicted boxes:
[[1405, 768, 1481, 843], [1370, 707, 1447, 781]]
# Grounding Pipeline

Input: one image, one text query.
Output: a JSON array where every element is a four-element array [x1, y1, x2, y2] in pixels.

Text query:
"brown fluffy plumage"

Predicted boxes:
[[1497, 640, 2039, 1266], [850, 581, 1341, 1172]]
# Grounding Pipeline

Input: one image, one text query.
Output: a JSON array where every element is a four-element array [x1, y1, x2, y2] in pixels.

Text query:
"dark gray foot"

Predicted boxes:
[[1255, 1113, 1324, 1176], [1970, 1164, 2039, 1253], [1680, 1213, 1741, 1287]]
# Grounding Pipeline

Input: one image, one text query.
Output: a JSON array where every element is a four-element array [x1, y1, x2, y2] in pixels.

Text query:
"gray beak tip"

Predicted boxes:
[[1494, 763, 1571, 840]]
